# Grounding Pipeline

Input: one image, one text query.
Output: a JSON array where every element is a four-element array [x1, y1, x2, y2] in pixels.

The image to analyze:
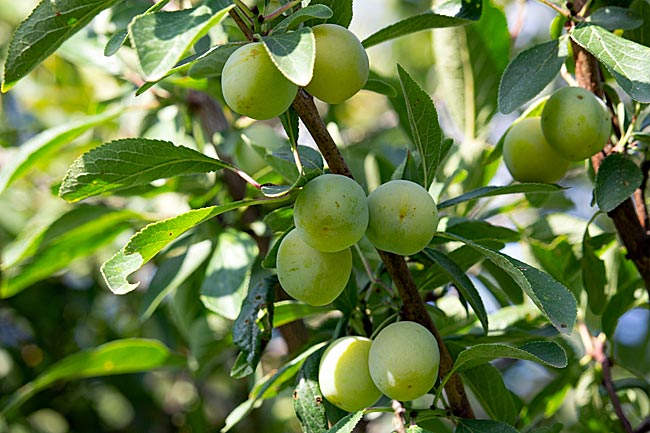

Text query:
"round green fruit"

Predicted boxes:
[[276, 229, 352, 306], [222, 42, 298, 120], [368, 321, 440, 402], [305, 24, 369, 104], [318, 336, 382, 412], [541, 87, 611, 161], [365, 180, 438, 256], [293, 174, 369, 252], [503, 117, 570, 183]]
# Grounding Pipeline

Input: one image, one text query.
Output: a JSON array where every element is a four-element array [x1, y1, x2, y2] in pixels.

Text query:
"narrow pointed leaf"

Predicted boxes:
[[438, 184, 563, 209], [582, 229, 608, 315], [263, 28, 316, 87], [2, 0, 122, 92], [59, 138, 231, 202], [498, 40, 567, 114], [272, 5, 333, 34], [129, 0, 234, 81], [0, 109, 120, 194], [326, 411, 364, 433], [423, 248, 488, 333], [0, 339, 184, 417], [294, 348, 328, 433], [442, 233, 577, 334], [571, 23, 650, 102], [397, 64, 442, 188], [101, 198, 284, 294]]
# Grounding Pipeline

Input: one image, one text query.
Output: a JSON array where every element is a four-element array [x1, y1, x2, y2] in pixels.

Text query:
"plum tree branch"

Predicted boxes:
[[292, 89, 475, 419]]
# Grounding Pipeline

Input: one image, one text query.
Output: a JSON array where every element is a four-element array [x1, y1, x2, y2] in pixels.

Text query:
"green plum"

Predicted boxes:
[[318, 336, 382, 412], [541, 87, 611, 161], [369, 321, 440, 402], [293, 174, 369, 252], [503, 117, 570, 183], [221, 42, 298, 120], [365, 180, 438, 256], [305, 24, 369, 104], [276, 229, 351, 306]]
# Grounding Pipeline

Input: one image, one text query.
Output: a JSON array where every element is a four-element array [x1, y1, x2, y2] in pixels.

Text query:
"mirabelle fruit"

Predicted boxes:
[[318, 336, 382, 412], [503, 117, 570, 183], [365, 180, 438, 256], [222, 42, 298, 120], [305, 24, 369, 104], [541, 87, 611, 161], [293, 174, 369, 252], [368, 321, 440, 402], [276, 229, 351, 306]]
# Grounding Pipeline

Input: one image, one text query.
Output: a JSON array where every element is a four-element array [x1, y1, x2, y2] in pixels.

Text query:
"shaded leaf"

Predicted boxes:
[[294, 348, 328, 433], [129, 0, 233, 81], [200, 230, 259, 320], [326, 411, 364, 433], [423, 248, 488, 333], [397, 64, 442, 188], [306, 0, 352, 28], [1, 339, 184, 417], [59, 138, 230, 203], [571, 23, 650, 102], [582, 228, 608, 314], [455, 419, 520, 433], [438, 184, 563, 209], [263, 28, 316, 87], [0, 109, 120, 194], [272, 5, 333, 34], [594, 153, 643, 212], [188, 43, 243, 78], [624, 0, 650, 46], [273, 300, 329, 327], [461, 364, 518, 424], [498, 40, 567, 114], [2, 0, 122, 92], [586, 6, 643, 31]]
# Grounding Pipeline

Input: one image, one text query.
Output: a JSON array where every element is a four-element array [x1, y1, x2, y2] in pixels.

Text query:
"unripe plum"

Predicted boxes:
[[293, 174, 369, 252], [365, 180, 438, 256], [276, 229, 351, 306], [368, 321, 440, 402], [503, 117, 570, 183], [541, 87, 611, 161], [222, 42, 298, 120], [305, 24, 369, 104], [318, 336, 382, 412]]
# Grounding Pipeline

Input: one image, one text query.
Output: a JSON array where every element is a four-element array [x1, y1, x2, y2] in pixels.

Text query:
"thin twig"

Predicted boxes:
[[229, 8, 255, 41], [536, 0, 571, 17]]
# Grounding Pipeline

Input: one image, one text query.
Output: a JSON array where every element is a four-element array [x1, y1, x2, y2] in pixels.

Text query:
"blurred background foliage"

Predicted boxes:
[[0, 1, 649, 433]]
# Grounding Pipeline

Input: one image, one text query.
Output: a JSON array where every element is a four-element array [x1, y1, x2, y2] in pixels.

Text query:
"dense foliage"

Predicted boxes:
[[0, 0, 649, 432]]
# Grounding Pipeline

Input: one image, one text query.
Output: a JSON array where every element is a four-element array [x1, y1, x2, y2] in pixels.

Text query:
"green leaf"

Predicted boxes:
[[363, 77, 398, 97], [273, 300, 329, 327], [362, 0, 481, 48], [423, 248, 488, 333], [408, 427, 435, 433], [1, 205, 138, 299], [624, 0, 650, 46], [294, 348, 328, 433], [326, 411, 364, 433], [586, 6, 643, 31], [444, 219, 519, 243], [438, 183, 563, 209], [280, 106, 300, 149], [187, 43, 242, 78], [0, 109, 120, 194], [306, 0, 352, 27], [582, 228, 607, 315], [397, 64, 442, 189], [2, 0, 122, 92], [498, 40, 567, 114], [594, 153, 643, 212], [101, 197, 286, 295], [263, 28, 316, 87], [200, 230, 259, 320], [571, 23, 650, 102], [450, 341, 568, 377], [266, 145, 324, 183], [455, 419, 520, 433], [442, 233, 577, 334], [0, 339, 184, 417], [272, 5, 333, 34], [461, 364, 518, 424], [140, 238, 213, 320], [231, 275, 276, 378], [128, 0, 234, 81], [59, 138, 231, 203]]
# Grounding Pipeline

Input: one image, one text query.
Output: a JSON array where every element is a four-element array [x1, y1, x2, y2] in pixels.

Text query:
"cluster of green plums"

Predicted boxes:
[[276, 174, 439, 307], [503, 87, 611, 183], [318, 321, 441, 411], [221, 23, 370, 120]]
